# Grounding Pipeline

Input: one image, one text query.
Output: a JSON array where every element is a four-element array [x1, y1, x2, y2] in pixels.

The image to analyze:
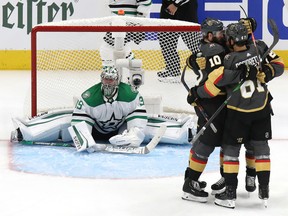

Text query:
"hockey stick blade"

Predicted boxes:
[[18, 125, 167, 155], [262, 19, 279, 60]]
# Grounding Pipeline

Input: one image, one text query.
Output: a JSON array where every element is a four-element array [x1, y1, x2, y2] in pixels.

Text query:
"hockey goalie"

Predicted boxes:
[[11, 65, 196, 153], [11, 15, 197, 154]]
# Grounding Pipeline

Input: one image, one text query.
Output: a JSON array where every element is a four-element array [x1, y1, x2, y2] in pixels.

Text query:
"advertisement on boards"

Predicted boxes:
[[0, 0, 287, 69]]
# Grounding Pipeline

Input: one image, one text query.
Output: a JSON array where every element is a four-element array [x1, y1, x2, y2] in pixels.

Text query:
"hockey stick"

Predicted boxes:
[[239, 7, 279, 67], [262, 19, 279, 60], [239, 5, 262, 70], [192, 19, 279, 144], [19, 125, 166, 154], [191, 78, 245, 144], [181, 65, 217, 133]]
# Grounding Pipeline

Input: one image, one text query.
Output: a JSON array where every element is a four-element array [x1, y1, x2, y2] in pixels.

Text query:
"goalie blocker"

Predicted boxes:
[[11, 109, 196, 152]]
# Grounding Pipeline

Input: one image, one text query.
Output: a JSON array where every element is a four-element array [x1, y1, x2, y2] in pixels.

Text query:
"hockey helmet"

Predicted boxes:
[[225, 22, 248, 43], [201, 18, 224, 37], [101, 66, 120, 98]]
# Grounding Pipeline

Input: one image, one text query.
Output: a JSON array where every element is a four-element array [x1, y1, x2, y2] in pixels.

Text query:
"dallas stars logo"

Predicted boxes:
[[98, 113, 124, 130]]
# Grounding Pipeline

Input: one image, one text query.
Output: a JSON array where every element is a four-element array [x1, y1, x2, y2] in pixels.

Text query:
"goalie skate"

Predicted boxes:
[[10, 128, 23, 142]]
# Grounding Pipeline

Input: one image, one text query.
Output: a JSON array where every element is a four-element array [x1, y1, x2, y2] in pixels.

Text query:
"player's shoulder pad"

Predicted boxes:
[[81, 83, 104, 107], [200, 42, 225, 57], [117, 82, 139, 102]]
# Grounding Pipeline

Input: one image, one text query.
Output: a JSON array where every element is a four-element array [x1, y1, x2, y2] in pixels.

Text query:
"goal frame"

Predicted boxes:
[[31, 24, 200, 117]]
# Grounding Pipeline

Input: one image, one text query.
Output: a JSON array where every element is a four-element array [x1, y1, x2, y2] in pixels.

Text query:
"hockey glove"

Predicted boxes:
[[239, 64, 258, 81], [239, 17, 257, 35], [187, 87, 199, 105], [261, 64, 274, 83], [196, 56, 206, 70], [187, 53, 206, 70], [109, 127, 145, 147], [256, 71, 266, 83]]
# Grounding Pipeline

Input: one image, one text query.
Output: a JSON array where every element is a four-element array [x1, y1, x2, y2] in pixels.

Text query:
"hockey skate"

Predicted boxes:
[[182, 178, 208, 203], [214, 185, 237, 209], [245, 175, 256, 193], [259, 185, 269, 207], [211, 177, 226, 195]]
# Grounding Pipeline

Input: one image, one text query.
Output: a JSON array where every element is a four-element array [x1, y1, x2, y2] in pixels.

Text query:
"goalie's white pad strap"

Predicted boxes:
[[68, 121, 96, 152]]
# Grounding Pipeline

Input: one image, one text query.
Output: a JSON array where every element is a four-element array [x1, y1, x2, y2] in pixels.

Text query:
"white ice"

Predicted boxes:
[[0, 70, 287, 216]]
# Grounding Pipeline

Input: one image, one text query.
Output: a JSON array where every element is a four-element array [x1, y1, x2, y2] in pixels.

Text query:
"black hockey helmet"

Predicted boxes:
[[225, 22, 248, 42], [201, 18, 224, 37]]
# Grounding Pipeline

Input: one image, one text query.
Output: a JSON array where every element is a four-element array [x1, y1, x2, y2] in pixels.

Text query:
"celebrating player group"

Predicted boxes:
[[182, 16, 283, 208]]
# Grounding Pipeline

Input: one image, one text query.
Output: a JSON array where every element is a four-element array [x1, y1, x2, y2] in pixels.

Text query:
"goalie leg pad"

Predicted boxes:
[[12, 115, 70, 142]]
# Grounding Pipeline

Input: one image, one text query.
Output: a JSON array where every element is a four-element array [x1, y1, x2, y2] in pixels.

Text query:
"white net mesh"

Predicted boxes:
[[29, 16, 201, 117]]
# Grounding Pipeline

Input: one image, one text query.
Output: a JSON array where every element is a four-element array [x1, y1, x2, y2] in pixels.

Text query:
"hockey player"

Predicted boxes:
[[204, 18, 260, 196], [11, 66, 195, 151], [68, 66, 148, 151], [182, 18, 260, 202], [195, 22, 284, 208], [182, 18, 229, 203]]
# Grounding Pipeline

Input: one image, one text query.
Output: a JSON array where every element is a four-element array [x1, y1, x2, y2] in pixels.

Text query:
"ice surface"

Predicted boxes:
[[0, 70, 287, 216]]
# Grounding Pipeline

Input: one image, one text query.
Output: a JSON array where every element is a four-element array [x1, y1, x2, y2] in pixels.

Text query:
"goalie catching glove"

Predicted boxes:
[[109, 127, 145, 147]]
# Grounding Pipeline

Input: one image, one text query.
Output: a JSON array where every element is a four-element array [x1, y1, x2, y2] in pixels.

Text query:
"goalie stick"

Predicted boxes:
[[19, 125, 167, 155], [192, 19, 279, 145]]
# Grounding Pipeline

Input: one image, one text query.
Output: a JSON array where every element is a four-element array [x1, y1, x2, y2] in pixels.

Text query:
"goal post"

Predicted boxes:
[[30, 16, 201, 117]]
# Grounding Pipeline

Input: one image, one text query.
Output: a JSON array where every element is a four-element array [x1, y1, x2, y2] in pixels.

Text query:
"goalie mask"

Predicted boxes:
[[101, 66, 120, 98]]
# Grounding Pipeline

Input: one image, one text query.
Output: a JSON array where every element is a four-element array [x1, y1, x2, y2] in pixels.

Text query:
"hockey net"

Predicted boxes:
[[30, 16, 201, 117]]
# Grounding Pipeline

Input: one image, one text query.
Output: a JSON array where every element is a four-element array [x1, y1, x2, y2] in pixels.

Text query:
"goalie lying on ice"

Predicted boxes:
[[11, 110, 196, 152], [11, 66, 196, 152]]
